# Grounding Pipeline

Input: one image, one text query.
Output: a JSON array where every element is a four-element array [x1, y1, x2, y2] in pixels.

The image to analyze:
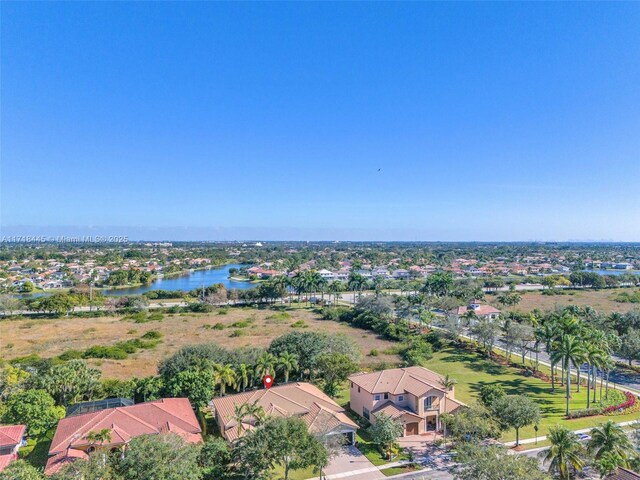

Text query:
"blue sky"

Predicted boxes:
[[2, 2, 639, 241]]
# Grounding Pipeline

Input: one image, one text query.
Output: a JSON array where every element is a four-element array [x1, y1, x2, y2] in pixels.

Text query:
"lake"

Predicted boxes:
[[582, 269, 640, 277], [102, 264, 253, 296]]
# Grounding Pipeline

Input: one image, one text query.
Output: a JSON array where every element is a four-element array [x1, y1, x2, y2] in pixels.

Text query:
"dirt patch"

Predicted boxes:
[[0, 307, 401, 379]]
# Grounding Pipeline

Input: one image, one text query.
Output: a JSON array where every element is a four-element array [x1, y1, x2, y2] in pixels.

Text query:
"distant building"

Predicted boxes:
[[449, 300, 501, 322]]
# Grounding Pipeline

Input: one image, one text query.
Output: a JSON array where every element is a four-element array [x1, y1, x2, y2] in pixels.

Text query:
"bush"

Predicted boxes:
[[290, 320, 307, 328], [58, 349, 84, 361], [231, 319, 253, 328], [230, 329, 245, 337], [369, 349, 380, 357], [83, 345, 128, 360], [142, 330, 163, 339], [148, 313, 164, 322], [218, 308, 229, 315], [603, 391, 636, 414], [212, 323, 226, 330], [566, 408, 603, 419]]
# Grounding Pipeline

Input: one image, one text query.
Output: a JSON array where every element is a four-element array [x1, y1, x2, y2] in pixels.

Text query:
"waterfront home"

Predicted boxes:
[[348, 367, 464, 437]]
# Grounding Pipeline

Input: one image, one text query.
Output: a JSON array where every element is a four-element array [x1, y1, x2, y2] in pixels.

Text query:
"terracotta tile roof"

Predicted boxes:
[[211, 383, 357, 441], [607, 468, 640, 480], [372, 401, 422, 421], [0, 425, 26, 447], [0, 455, 16, 472], [45, 398, 202, 475], [45, 448, 89, 475], [348, 366, 447, 396]]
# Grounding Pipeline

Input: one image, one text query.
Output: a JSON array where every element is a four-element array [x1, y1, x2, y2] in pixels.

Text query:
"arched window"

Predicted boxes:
[[87, 446, 96, 453]]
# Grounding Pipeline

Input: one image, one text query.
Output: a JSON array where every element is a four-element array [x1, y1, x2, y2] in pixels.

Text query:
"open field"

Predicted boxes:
[[487, 288, 639, 314], [424, 345, 640, 442], [0, 306, 402, 379]]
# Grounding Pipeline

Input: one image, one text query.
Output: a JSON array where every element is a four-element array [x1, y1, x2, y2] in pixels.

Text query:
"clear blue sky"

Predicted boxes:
[[2, 2, 639, 241]]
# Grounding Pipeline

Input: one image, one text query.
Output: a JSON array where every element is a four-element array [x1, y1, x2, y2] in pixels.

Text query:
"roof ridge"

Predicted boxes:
[[52, 409, 108, 454]]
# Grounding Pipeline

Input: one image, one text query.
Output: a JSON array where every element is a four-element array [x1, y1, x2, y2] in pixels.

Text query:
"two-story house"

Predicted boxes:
[[348, 367, 464, 437]]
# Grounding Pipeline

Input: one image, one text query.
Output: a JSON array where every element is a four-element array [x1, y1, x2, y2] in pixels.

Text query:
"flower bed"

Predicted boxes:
[[603, 391, 636, 414]]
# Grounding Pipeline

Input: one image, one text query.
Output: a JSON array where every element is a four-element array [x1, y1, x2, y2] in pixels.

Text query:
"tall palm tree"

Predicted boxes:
[[588, 420, 634, 463], [214, 364, 236, 396], [552, 334, 586, 416], [441, 375, 457, 444], [327, 280, 346, 306], [347, 273, 367, 303], [232, 402, 266, 438], [539, 426, 585, 480], [538, 319, 559, 391], [255, 352, 277, 379], [277, 352, 299, 383], [236, 363, 250, 392], [586, 344, 605, 409]]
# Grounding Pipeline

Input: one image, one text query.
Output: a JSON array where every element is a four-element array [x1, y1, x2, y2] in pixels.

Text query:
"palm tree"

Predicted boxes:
[[441, 375, 457, 444], [588, 420, 634, 463], [231, 401, 266, 438], [232, 403, 248, 438], [539, 426, 585, 480], [347, 272, 367, 303], [236, 363, 250, 392], [85, 428, 112, 448], [277, 352, 299, 383], [327, 280, 346, 306], [255, 352, 277, 379], [213, 364, 236, 396], [586, 344, 606, 409], [552, 334, 585, 416], [538, 319, 559, 391]]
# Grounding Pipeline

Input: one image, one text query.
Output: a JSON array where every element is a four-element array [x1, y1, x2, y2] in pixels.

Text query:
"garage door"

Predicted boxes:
[[405, 422, 419, 436]]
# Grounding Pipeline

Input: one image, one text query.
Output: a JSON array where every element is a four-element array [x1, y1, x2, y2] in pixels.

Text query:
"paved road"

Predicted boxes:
[[491, 334, 640, 392]]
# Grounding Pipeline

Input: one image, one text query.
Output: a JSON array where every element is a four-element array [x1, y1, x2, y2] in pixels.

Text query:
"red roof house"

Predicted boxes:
[[0, 424, 26, 472], [45, 398, 202, 475]]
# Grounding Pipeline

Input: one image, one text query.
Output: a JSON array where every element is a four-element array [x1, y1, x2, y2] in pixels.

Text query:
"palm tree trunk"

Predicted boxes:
[[592, 366, 597, 403], [576, 364, 581, 393], [551, 360, 556, 392], [566, 360, 571, 416], [586, 365, 591, 409]]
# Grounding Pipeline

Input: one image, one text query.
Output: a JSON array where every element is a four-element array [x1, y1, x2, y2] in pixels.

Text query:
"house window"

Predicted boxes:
[[424, 396, 434, 410], [358, 387, 360, 393], [398, 395, 404, 402], [374, 394, 381, 401], [384, 393, 389, 400], [351, 382, 354, 388], [363, 407, 370, 420]]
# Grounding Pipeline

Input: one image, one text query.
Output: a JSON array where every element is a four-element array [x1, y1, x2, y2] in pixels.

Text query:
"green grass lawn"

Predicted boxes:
[[355, 426, 410, 466], [424, 345, 640, 442], [380, 465, 421, 476], [271, 464, 317, 480]]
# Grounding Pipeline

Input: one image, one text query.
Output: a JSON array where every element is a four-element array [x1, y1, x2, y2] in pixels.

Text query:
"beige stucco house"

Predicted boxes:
[[210, 382, 358, 444], [348, 366, 464, 437]]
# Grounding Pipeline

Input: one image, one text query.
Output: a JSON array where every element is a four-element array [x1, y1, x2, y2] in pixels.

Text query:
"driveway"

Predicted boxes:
[[314, 445, 384, 480]]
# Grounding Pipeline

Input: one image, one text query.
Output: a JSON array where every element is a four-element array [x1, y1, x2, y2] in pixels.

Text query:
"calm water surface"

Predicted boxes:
[[102, 264, 252, 296]]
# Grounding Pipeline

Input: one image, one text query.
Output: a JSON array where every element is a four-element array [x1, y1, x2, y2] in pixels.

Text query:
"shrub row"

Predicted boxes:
[[603, 391, 636, 414]]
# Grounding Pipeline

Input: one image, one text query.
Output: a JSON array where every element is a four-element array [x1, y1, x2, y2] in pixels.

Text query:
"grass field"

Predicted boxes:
[[486, 288, 639, 314], [423, 345, 640, 442], [0, 306, 402, 378]]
